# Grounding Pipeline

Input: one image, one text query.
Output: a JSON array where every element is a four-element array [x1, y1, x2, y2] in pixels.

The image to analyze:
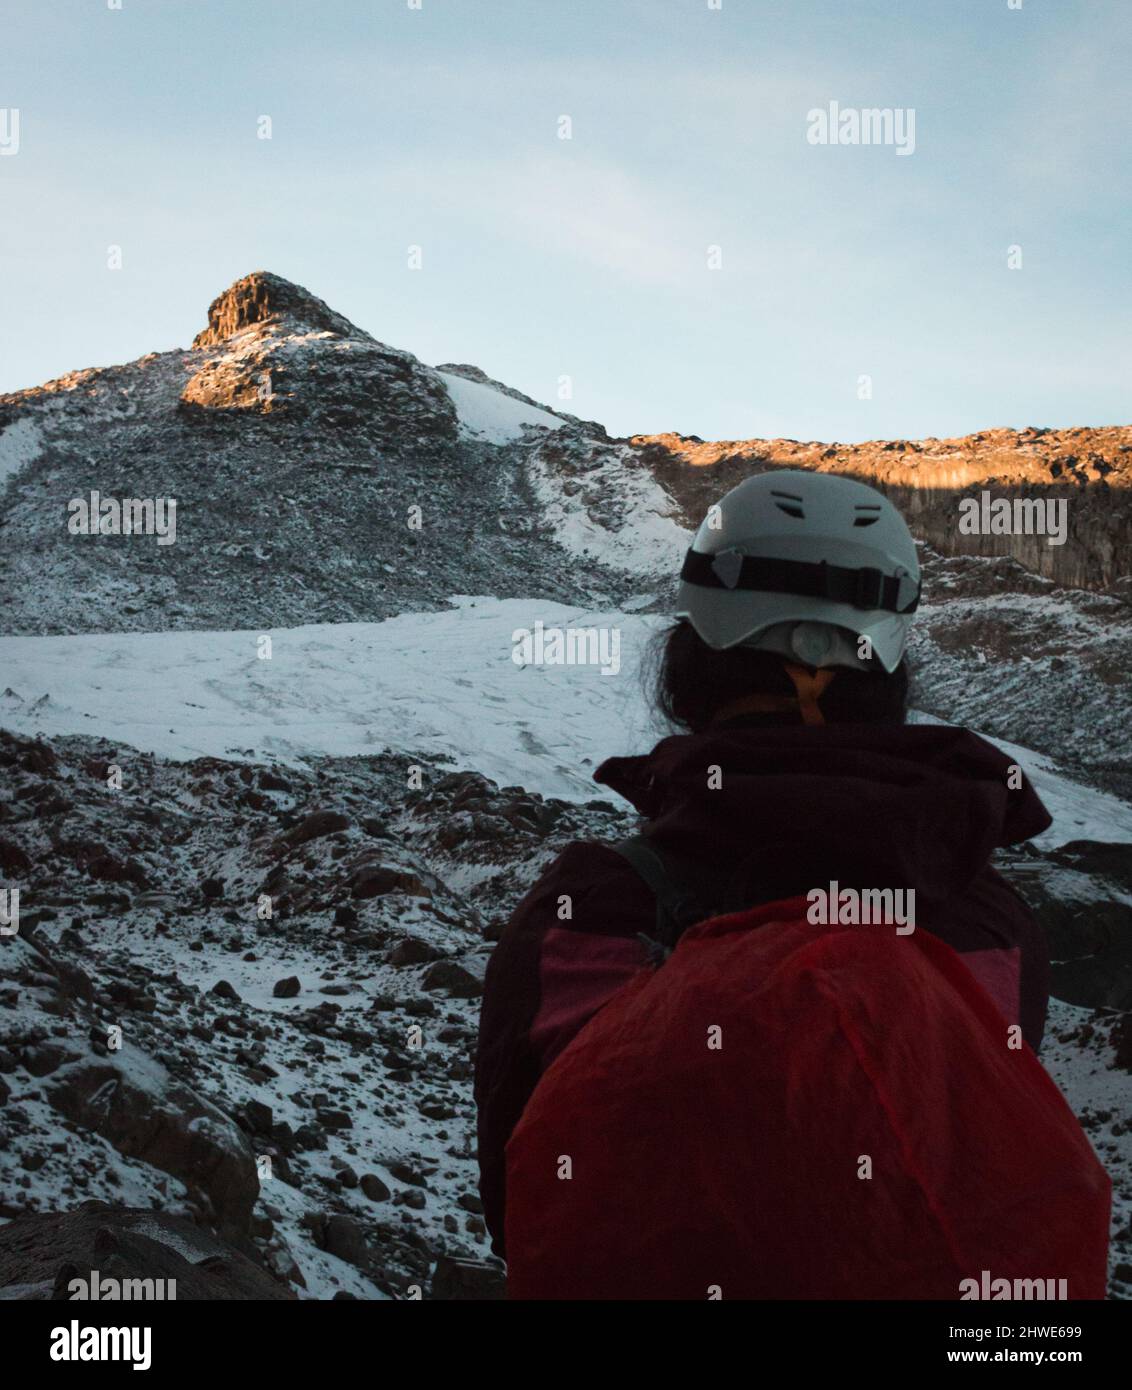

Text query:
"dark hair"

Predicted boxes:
[[651, 620, 911, 733]]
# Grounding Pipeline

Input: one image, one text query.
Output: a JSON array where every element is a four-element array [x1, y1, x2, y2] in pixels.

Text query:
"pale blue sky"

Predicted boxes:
[[1, 0, 1129, 442]]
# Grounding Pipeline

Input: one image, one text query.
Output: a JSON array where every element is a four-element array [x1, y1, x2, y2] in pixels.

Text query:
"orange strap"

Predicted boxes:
[[714, 664, 837, 726]]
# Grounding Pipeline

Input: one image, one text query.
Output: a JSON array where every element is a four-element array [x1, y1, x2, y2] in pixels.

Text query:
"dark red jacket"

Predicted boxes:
[[475, 721, 1053, 1256]]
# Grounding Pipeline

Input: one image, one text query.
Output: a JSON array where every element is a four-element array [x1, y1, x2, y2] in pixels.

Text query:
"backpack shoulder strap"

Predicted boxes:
[[610, 834, 732, 949]]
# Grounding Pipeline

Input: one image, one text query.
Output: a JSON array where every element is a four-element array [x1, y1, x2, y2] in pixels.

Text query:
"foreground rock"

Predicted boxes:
[[46, 1046, 259, 1240], [429, 1253, 506, 1300], [997, 841, 1132, 1010], [0, 1206, 293, 1300]]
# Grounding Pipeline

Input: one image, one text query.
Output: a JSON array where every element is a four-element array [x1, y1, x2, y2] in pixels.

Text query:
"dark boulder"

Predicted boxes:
[[46, 1049, 259, 1239], [0, 1206, 294, 1300], [274, 810, 351, 853], [421, 958, 485, 999], [429, 1253, 506, 1301]]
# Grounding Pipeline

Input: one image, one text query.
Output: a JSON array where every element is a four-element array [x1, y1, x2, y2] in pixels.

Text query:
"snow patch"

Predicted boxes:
[[436, 371, 564, 444], [0, 418, 44, 489], [1041, 997, 1132, 1289], [0, 602, 657, 799], [526, 439, 689, 578]]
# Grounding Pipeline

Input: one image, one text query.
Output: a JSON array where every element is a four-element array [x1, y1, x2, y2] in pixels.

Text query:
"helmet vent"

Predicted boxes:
[[771, 490, 805, 519], [853, 505, 882, 527]]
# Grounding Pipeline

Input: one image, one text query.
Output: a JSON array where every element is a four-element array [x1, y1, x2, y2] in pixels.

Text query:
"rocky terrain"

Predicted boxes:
[[3, 276, 1128, 622], [0, 1206, 294, 1301], [0, 725, 627, 1298], [908, 549, 1132, 801], [1, 720, 1130, 1297], [635, 426, 1132, 593], [1, 270, 1130, 1299]]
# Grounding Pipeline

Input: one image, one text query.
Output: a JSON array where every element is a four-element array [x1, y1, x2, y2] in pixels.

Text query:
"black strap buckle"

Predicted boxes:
[[852, 566, 884, 609]]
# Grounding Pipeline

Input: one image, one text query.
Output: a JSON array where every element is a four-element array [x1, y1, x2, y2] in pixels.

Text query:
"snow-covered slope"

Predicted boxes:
[[435, 370, 565, 444], [525, 432, 689, 576], [2, 601, 1129, 849], [0, 600, 654, 799], [2, 271, 1127, 795], [0, 273, 644, 639], [2, 624, 1131, 1298], [0, 418, 43, 489], [0, 718, 632, 1299]]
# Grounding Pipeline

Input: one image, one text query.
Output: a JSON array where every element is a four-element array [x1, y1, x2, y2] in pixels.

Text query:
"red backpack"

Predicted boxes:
[[504, 862, 1110, 1301]]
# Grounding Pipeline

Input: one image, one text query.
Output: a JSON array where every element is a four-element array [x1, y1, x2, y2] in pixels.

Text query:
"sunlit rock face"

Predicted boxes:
[[632, 427, 1132, 592], [191, 270, 359, 348], [181, 271, 459, 441]]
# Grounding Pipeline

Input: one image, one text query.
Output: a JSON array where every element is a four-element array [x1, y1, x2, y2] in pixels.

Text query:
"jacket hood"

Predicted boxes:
[[594, 722, 1052, 907]]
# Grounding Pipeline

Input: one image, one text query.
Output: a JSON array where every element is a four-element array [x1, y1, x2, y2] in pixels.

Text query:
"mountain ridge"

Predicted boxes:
[[1, 272, 1130, 791], [3, 270, 1129, 600]]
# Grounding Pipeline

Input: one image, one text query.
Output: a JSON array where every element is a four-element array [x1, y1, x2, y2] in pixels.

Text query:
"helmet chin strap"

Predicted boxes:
[[712, 664, 837, 727]]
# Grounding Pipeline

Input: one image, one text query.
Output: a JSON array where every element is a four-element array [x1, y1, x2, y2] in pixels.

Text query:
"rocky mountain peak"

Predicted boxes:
[[175, 271, 457, 440], [192, 271, 361, 348]]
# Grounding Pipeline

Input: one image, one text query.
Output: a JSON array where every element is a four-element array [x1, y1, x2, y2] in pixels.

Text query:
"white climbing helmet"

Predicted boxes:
[[675, 469, 921, 673]]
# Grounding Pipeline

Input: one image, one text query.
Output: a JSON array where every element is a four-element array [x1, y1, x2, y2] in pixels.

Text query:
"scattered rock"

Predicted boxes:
[[389, 1161, 429, 1189], [0, 839, 31, 876], [244, 1100, 273, 1134], [316, 1108, 352, 1132], [0, 1207, 294, 1300], [276, 811, 351, 852], [430, 1253, 506, 1300], [350, 861, 434, 900], [323, 1214, 367, 1269], [421, 958, 485, 998], [389, 937, 443, 967], [21, 1043, 76, 1078]]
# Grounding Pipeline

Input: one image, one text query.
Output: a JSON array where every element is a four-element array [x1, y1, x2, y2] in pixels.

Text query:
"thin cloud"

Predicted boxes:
[[389, 153, 704, 289]]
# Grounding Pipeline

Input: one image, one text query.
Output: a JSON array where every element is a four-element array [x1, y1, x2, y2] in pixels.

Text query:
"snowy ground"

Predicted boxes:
[[0, 418, 44, 489], [525, 436, 690, 576], [436, 371, 565, 445], [0, 721, 630, 1300], [0, 599, 658, 799], [3, 597, 1131, 850], [1042, 998, 1132, 1285]]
